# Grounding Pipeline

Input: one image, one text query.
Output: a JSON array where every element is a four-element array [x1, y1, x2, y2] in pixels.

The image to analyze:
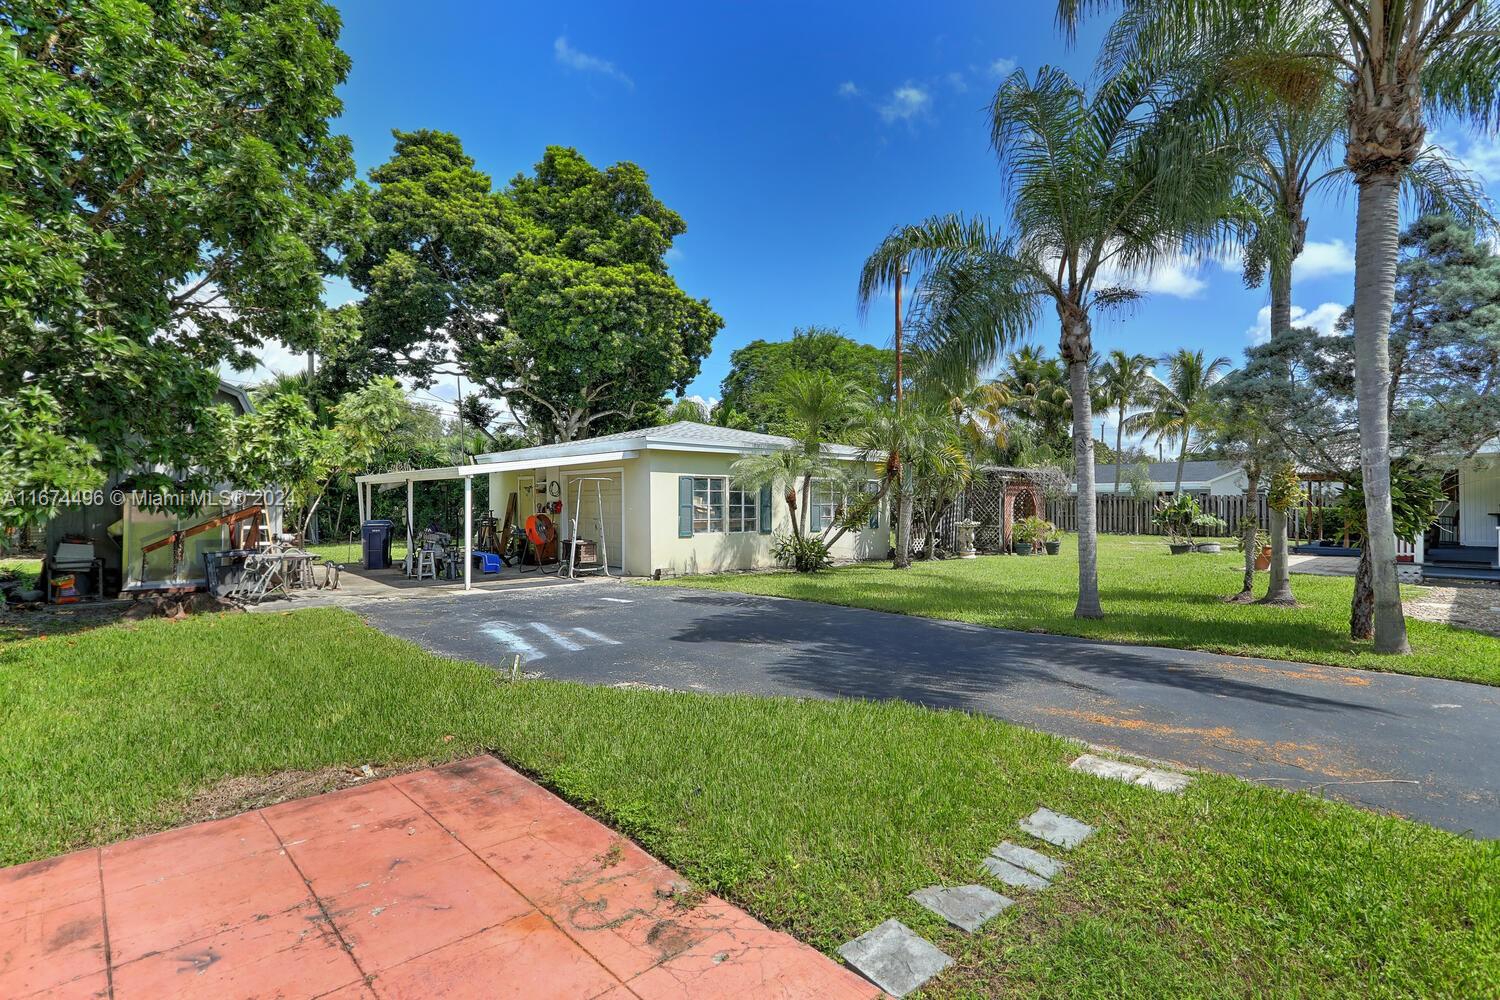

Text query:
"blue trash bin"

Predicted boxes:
[[361, 519, 394, 570]]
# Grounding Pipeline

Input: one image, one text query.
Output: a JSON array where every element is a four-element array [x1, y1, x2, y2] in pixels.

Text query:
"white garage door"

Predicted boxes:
[[564, 471, 623, 568]]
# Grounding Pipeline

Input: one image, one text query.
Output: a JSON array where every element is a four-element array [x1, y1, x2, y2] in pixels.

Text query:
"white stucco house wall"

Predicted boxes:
[[357, 422, 888, 581]]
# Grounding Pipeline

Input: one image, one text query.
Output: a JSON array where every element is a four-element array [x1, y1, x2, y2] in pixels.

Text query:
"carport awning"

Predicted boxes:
[[356, 450, 639, 486]]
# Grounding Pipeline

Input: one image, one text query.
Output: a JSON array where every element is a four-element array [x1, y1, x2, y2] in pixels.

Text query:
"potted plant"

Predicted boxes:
[[1237, 522, 1273, 570], [1193, 513, 1227, 553], [1153, 495, 1200, 554], [1013, 514, 1049, 556], [1044, 525, 1062, 556]]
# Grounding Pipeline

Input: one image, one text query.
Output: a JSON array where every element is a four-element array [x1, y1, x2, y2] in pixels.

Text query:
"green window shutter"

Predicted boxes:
[[759, 485, 772, 534], [678, 477, 694, 537], [868, 482, 880, 529], [810, 485, 823, 532]]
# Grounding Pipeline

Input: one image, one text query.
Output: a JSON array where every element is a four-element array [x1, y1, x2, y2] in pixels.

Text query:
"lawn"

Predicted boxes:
[[1, 609, 1494, 997], [652, 534, 1500, 686], [0, 557, 41, 591]]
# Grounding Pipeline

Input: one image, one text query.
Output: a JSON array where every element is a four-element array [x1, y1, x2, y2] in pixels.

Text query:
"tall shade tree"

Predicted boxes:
[[718, 327, 893, 434], [1125, 349, 1232, 493], [1, 0, 358, 524], [1096, 350, 1156, 494], [351, 138, 722, 443], [859, 66, 1244, 617], [1057, 0, 1500, 653]]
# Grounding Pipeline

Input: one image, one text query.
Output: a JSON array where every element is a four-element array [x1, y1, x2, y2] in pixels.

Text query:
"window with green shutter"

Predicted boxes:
[[678, 477, 694, 537], [758, 485, 773, 534]]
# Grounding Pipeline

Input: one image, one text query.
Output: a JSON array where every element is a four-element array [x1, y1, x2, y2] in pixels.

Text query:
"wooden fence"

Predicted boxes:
[[1047, 494, 1314, 539]]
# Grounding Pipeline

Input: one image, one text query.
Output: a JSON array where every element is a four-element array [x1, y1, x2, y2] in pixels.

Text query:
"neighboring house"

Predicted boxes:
[[1077, 461, 1249, 498], [355, 421, 888, 581], [43, 380, 282, 596], [1420, 441, 1500, 580]]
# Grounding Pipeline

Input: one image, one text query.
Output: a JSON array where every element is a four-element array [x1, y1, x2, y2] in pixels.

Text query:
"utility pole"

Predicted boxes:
[[892, 259, 911, 569], [894, 263, 905, 411]]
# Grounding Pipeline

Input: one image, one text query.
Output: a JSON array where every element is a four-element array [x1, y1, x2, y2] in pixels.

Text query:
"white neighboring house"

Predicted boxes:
[[1073, 461, 1249, 498], [355, 421, 889, 583], [1425, 440, 1500, 579]]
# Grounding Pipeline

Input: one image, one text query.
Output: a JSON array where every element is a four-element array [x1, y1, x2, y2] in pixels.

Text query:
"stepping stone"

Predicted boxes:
[[838, 918, 953, 998], [1070, 753, 1192, 793], [909, 884, 1013, 933], [1135, 767, 1192, 793], [1019, 807, 1096, 850], [980, 856, 1050, 890], [991, 841, 1064, 880]]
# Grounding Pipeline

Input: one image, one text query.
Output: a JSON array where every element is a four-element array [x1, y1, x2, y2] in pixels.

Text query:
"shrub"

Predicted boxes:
[[770, 532, 832, 573]]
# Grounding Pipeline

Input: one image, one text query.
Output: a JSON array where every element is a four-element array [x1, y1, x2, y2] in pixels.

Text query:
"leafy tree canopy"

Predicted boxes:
[[350, 136, 722, 442], [718, 327, 893, 434], [1, 1, 358, 521]]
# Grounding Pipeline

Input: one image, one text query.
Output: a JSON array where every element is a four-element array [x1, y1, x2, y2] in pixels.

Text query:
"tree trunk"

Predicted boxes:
[[1350, 544, 1374, 640], [894, 479, 913, 569], [1062, 312, 1101, 618], [1173, 433, 1188, 494], [1258, 507, 1297, 606], [1229, 470, 1259, 603], [799, 472, 812, 537], [1265, 253, 1295, 587], [1352, 172, 1410, 654], [1114, 406, 1124, 495]]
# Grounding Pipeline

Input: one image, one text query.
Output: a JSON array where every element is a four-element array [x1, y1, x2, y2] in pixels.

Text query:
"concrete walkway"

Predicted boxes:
[[0, 757, 879, 1000]]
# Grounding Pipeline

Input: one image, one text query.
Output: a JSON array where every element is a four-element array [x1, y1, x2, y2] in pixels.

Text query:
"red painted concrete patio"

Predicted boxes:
[[1, 756, 883, 999]]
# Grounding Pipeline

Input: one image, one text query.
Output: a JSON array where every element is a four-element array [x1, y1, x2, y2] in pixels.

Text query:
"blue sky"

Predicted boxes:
[[250, 0, 1500, 438]]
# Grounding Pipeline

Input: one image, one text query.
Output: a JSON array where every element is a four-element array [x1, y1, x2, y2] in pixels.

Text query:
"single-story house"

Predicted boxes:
[[354, 421, 888, 584], [1421, 442, 1500, 579], [1078, 460, 1249, 497]]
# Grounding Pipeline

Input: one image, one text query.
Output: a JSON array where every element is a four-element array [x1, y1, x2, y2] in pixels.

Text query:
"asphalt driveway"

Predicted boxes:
[[358, 583, 1500, 838]]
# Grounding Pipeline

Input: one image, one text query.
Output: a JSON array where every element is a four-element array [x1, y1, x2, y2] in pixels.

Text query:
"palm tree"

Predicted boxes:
[[1096, 350, 1155, 494], [779, 370, 854, 535], [996, 346, 1073, 451], [916, 359, 1012, 454], [1056, 0, 1500, 654], [729, 447, 821, 540], [859, 66, 1243, 618], [1126, 349, 1231, 493]]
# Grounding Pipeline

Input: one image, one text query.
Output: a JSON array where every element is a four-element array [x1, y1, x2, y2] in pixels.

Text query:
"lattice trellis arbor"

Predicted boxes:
[[930, 466, 1056, 555]]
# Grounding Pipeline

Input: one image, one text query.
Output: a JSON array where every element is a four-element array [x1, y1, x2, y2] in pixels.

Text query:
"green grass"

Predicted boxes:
[[651, 534, 1500, 686], [1, 609, 1494, 997], [0, 557, 42, 591], [302, 540, 408, 565]]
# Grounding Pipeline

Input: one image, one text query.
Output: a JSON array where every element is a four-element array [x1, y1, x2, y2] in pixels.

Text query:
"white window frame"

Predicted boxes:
[[727, 484, 758, 533], [692, 476, 726, 533]]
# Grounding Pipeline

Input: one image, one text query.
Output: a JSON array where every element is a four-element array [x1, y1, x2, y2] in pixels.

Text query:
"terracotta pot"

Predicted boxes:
[[1255, 545, 1272, 571]]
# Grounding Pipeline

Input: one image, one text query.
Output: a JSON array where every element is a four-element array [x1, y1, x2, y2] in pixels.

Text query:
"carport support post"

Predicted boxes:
[[406, 478, 414, 572], [463, 474, 473, 591]]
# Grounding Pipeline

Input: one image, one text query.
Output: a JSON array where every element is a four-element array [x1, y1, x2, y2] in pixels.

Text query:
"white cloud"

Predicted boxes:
[[685, 394, 719, 410], [553, 36, 633, 88], [945, 71, 968, 93], [989, 57, 1017, 77], [837, 80, 861, 98], [1246, 301, 1345, 344], [1434, 131, 1500, 183], [878, 83, 931, 123], [1294, 239, 1355, 280], [1096, 253, 1208, 298]]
